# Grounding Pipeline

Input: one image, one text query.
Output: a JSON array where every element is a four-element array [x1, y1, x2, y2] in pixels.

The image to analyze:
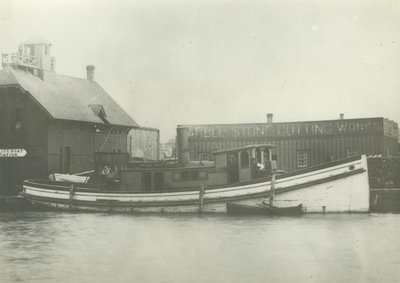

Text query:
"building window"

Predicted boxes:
[[297, 151, 308, 168], [10, 109, 22, 132], [15, 109, 22, 130], [199, 153, 209, 161], [346, 148, 359, 157], [240, 151, 250, 168]]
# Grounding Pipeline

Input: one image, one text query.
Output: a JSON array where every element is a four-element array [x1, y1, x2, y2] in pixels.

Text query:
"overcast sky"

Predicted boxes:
[[1, 0, 399, 141]]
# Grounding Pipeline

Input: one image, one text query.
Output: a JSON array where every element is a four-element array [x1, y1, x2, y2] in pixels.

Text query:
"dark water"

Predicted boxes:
[[0, 212, 399, 283]]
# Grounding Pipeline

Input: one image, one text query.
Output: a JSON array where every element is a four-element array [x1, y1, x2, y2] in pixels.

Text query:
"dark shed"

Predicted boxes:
[[0, 38, 138, 195]]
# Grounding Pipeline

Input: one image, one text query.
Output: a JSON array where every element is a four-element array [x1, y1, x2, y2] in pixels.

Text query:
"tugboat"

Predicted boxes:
[[20, 144, 370, 213]]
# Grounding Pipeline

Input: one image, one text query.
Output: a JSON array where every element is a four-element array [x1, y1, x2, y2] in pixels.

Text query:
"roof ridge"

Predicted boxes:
[[0, 66, 139, 128], [40, 70, 93, 82]]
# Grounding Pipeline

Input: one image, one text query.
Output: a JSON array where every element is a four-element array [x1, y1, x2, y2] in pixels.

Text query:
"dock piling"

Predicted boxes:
[[199, 186, 205, 213], [69, 184, 75, 210]]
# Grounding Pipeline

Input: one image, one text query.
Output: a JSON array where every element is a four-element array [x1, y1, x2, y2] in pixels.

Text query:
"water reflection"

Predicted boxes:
[[0, 213, 399, 283]]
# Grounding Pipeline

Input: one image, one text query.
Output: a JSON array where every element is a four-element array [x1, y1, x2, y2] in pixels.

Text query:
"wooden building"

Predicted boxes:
[[176, 114, 399, 173], [128, 127, 160, 161], [0, 35, 138, 195]]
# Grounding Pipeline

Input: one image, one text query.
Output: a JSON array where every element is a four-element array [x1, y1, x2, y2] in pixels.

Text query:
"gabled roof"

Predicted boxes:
[[0, 66, 18, 85], [0, 66, 139, 128]]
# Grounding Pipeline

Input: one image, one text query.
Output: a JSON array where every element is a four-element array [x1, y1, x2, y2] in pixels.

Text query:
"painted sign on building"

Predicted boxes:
[[0, 149, 27, 157], [187, 118, 397, 139]]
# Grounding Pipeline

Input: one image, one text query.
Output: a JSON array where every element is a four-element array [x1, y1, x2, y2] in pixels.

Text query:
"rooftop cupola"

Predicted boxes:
[[2, 34, 56, 73]]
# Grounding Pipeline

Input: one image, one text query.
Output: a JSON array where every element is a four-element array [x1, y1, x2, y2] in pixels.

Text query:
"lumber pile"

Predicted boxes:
[[367, 156, 400, 188]]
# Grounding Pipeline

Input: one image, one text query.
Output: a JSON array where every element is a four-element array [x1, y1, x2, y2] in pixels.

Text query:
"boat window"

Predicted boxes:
[[174, 170, 206, 182], [191, 171, 199, 180], [172, 172, 181, 181], [199, 171, 207, 180], [182, 171, 191, 181], [255, 148, 262, 163], [240, 151, 249, 168], [263, 148, 270, 161]]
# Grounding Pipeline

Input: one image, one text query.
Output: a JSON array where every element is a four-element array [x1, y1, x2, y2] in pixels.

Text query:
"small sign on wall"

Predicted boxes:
[[0, 149, 27, 157]]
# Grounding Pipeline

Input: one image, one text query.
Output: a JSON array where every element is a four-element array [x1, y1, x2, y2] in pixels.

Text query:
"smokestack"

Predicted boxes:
[[86, 65, 95, 81], [340, 113, 344, 120], [177, 126, 190, 165], [267, 113, 273, 123]]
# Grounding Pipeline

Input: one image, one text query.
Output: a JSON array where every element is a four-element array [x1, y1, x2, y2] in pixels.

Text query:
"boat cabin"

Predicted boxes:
[[119, 144, 276, 192]]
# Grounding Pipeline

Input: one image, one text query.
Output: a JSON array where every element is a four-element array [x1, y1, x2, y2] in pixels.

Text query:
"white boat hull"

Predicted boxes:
[[21, 155, 370, 213]]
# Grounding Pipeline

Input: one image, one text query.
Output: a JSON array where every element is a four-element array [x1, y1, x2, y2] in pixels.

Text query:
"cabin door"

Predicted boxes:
[[142, 172, 152, 192], [227, 153, 239, 184], [154, 172, 164, 191]]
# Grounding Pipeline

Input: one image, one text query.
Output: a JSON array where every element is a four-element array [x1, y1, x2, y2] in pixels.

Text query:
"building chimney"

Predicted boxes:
[[267, 113, 273, 123], [340, 113, 344, 120], [86, 65, 95, 81]]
